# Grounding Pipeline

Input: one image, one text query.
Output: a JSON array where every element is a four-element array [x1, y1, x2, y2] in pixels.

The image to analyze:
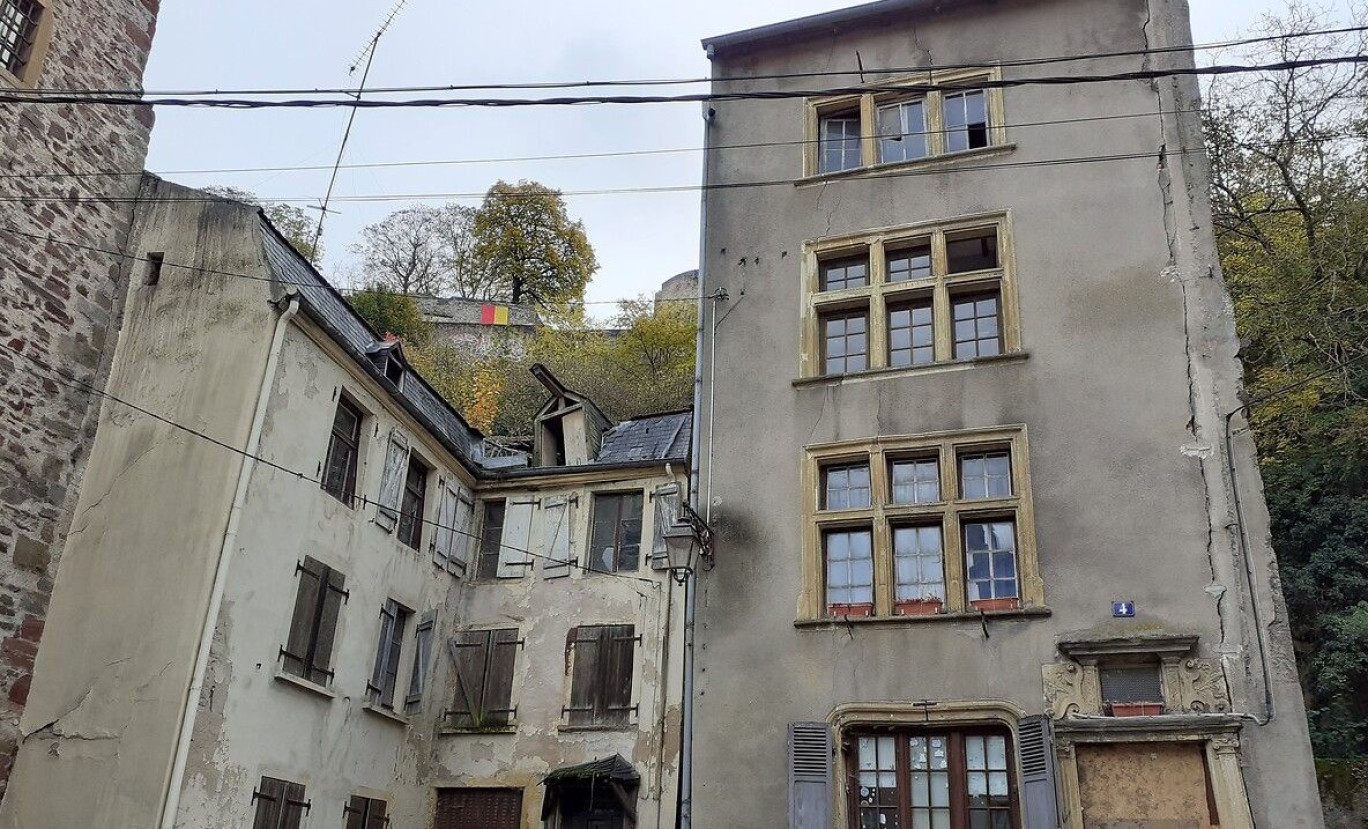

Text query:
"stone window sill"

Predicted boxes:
[[797, 144, 1018, 187], [794, 351, 1029, 388], [558, 723, 637, 733], [795, 606, 1052, 629], [273, 670, 337, 700], [362, 702, 410, 727], [439, 724, 518, 736]]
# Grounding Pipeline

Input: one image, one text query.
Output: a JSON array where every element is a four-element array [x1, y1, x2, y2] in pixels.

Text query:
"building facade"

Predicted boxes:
[[690, 1, 1322, 828], [0, 0, 159, 795], [0, 181, 688, 829]]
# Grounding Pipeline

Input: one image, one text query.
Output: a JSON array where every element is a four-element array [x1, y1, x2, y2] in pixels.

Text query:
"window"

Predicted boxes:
[[447, 628, 520, 728], [803, 428, 1040, 620], [396, 454, 428, 550], [252, 777, 308, 829], [588, 492, 644, 573], [565, 624, 636, 727], [1100, 662, 1166, 716], [281, 557, 347, 686], [802, 216, 1018, 379], [844, 729, 1016, 829], [321, 398, 362, 505], [475, 501, 505, 579], [367, 599, 411, 710], [344, 795, 388, 829], [404, 612, 435, 715], [804, 68, 1006, 176], [0, 0, 42, 79]]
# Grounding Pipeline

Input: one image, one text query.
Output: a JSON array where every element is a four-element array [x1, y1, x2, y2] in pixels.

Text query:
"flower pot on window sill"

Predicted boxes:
[[1107, 702, 1165, 717], [970, 597, 1021, 612], [894, 598, 944, 616], [828, 603, 875, 618]]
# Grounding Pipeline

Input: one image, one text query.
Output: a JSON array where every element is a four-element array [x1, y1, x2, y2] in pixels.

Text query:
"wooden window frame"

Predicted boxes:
[[321, 396, 363, 506], [800, 213, 1020, 379], [0, 0, 53, 88], [800, 426, 1041, 621], [587, 491, 645, 574], [803, 67, 1009, 178], [563, 624, 638, 728], [395, 453, 429, 550]]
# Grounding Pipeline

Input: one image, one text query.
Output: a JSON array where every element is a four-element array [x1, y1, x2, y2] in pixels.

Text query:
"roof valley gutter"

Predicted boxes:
[[158, 294, 301, 829]]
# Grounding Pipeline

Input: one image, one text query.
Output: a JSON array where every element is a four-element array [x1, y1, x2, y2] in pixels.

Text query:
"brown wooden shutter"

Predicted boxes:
[[344, 795, 367, 829], [483, 629, 520, 725], [252, 777, 286, 829], [282, 560, 324, 678], [365, 798, 387, 829], [309, 566, 347, 685], [448, 631, 491, 727], [279, 780, 308, 829], [434, 788, 523, 829], [566, 626, 602, 726], [602, 624, 636, 725]]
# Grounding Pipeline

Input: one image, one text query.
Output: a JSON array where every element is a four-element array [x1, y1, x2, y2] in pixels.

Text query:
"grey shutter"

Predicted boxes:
[[309, 566, 347, 686], [364, 798, 387, 829], [1019, 714, 1062, 829], [405, 611, 435, 713], [279, 780, 308, 829], [650, 483, 682, 569], [375, 432, 409, 531], [540, 496, 573, 579], [252, 777, 286, 829], [451, 491, 474, 575], [432, 479, 460, 570], [565, 626, 601, 726], [368, 601, 397, 703], [282, 559, 324, 678], [496, 499, 536, 578], [788, 722, 832, 829], [602, 624, 636, 725], [344, 795, 367, 829]]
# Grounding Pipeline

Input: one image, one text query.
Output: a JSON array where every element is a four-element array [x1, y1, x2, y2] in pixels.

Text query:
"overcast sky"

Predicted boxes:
[[141, 0, 1349, 314]]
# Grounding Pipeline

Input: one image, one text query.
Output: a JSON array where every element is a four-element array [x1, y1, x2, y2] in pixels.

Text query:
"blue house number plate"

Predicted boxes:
[[1112, 601, 1136, 618]]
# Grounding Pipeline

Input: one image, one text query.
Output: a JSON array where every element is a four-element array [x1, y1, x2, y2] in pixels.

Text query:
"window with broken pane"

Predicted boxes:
[[946, 230, 999, 274], [589, 491, 644, 573], [943, 90, 990, 153], [965, 734, 1012, 829], [857, 735, 901, 829], [823, 463, 872, 510], [878, 98, 929, 163], [964, 520, 1019, 607], [321, 398, 362, 506]]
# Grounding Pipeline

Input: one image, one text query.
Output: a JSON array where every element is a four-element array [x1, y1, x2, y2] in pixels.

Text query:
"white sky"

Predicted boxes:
[[141, 0, 1352, 314]]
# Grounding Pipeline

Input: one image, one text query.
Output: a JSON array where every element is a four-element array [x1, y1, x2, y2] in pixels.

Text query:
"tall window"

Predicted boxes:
[[476, 500, 506, 579], [280, 557, 347, 686], [252, 777, 308, 829], [803, 217, 1017, 379], [846, 729, 1015, 829], [819, 111, 863, 173], [447, 628, 520, 728], [396, 454, 428, 550], [0, 0, 42, 78], [588, 492, 644, 573], [565, 624, 636, 726], [878, 98, 929, 164], [805, 428, 1039, 620], [367, 599, 411, 710], [321, 398, 362, 505], [344, 795, 388, 829]]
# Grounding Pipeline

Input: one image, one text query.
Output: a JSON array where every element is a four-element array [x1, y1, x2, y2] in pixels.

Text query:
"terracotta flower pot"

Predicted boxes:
[[970, 597, 1021, 612], [1107, 702, 1165, 717], [828, 603, 874, 618], [894, 598, 944, 616]]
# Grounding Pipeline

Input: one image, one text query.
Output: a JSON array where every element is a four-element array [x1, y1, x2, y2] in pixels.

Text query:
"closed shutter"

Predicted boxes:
[[448, 631, 491, 728], [1019, 715, 1062, 829], [252, 777, 286, 829], [375, 432, 409, 531], [432, 479, 460, 570], [565, 626, 601, 726], [650, 483, 682, 569], [364, 799, 387, 829], [496, 499, 536, 578], [602, 624, 637, 725], [279, 780, 307, 829], [540, 496, 573, 578], [368, 600, 398, 703], [433, 788, 523, 829], [308, 566, 347, 686], [566, 625, 636, 725], [788, 722, 832, 829], [483, 629, 521, 725], [450, 490, 474, 575], [281, 559, 324, 678], [405, 611, 435, 714]]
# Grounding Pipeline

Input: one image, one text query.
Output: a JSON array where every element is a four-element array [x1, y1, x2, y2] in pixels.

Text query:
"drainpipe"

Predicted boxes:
[[158, 294, 300, 829], [680, 99, 716, 829]]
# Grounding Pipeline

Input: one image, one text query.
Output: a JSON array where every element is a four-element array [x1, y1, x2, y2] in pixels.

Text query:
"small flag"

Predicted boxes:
[[480, 304, 510, 326]]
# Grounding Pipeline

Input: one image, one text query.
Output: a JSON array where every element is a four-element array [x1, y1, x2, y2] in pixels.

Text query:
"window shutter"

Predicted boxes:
[[369, 601, 397, 702], [380, 604, 406, 706], [309, 567, 347, 686], [364, 799, 387, 829], [540, 496, 573, 578], [496, 499, 536, 578], [280, 780, 308, 829], [448, 631, 491, 727], [432, 479, 460, 570], [788, 722, 832, 829], [282, 559, 324, 678], [484, 628, 521, 725], [566, 626, 601, 726], [375, 432, 409, 531], [1019, 714, 1062, 829], [451, 491, 474, 575], [344, 795, 367, 829], [602, 624, 636, 725], [651, 483, 682, 569], [406, 611, 435, 713], [252, 777, 286, 829]]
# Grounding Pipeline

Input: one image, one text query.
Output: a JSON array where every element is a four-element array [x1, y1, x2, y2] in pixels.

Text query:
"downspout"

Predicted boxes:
[[680, 95, 716, 829], [158, 294, 300, 829]]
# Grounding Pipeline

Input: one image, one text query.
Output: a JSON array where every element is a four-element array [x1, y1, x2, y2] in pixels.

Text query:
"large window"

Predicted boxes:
[[802, 428, 1040, 621], [565, 624, 636, 727], [280, 557, 347, 687], [802, 216, 1018, 379], [806, 68, 1007, 177], [588, 492, 644, 574], [845, 729, 1016, 829], [321, 398, 362, 505], [0, 0, 42, 79]]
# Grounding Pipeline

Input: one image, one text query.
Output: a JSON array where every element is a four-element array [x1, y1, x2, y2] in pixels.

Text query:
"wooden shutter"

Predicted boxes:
[[1019, 714, 1062, 829], [788, 722, 832, 829], [252, 777, 286, 829], [281, 558, 324, 678], [602, 624, 637, 725], [650, 483, 682, 569], [483, 629, 521, 725], [380, 603, 406, 706], [368, 601, 397, 703], [540, 496, 573, 578], [451, 491, 474, 575], [448, 631, 491, 728], [375, 432, 409, 531], [364, 798, 387, 829], [406, 611, 435, 713], [432, 479, 460, 570], [565, 626, 601, 726], [434, 788, 523, 829], [279, 780, 307, 829], [309, 566, 347, 686], [496, 499, 536, 578], [344, 795, 367, 829]]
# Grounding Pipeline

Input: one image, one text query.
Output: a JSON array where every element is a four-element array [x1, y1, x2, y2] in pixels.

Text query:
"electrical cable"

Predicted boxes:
[[0, 340, 664, 587]]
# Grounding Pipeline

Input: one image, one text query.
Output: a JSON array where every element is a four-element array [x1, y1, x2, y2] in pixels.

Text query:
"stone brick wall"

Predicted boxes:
[[0, 0, 158, 797]]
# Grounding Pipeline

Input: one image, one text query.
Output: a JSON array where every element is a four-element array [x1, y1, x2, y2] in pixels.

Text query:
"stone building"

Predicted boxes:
[[689, 1, 1323, 828], [0, 180, 689, 829], [418, 296, 541, 359], [0, 0, 159, 796]]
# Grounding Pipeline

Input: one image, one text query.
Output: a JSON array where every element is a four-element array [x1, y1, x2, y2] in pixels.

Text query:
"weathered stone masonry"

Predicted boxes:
[[0, 0, 158, 796]]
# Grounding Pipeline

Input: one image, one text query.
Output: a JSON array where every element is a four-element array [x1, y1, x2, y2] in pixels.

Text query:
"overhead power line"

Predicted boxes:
[[17, 23, 1368, 99], [0, 341, 664, 587], [2, 56, 1365, 110]]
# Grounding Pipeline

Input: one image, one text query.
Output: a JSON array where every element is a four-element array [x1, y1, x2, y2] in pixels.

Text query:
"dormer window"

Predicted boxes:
[[382, 354, 404, 388], [368, 345, 407, 391]]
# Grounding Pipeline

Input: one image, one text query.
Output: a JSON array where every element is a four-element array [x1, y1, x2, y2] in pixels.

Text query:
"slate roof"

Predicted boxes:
[[702, 0, 992, 55], [542, 753, 640, 785], [596, 410, 693, 464]]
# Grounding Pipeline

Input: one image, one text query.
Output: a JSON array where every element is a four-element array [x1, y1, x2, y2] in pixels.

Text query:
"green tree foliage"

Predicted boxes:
[[347, 284, 432, 346], [203, 186, 320, 262], [1206, 5, 1368, 757], [471, 181, 598, 307]]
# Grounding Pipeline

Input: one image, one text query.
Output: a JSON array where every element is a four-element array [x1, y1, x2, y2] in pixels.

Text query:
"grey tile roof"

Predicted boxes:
[[596, 410, 693, 464]]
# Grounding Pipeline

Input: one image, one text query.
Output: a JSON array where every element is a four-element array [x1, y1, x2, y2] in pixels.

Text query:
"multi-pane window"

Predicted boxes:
[[806, 429, 1038, 619], [588, 492, 644, 573], [447, 628, 520, 728], [344, 795, 388, 829], [367, 599, 411, 710], [321, 398, 362, 505], [846, 730, 1015, 829], [396, 454, 428, 550], [0, 0, 42, 78], [805, 69, 1004, 176], [280, 557, 347, 686], [804, 217, 1016, 378], [252, 777, 308, 829], [565, 624, 637, 726], [475, 500, 506, 579]]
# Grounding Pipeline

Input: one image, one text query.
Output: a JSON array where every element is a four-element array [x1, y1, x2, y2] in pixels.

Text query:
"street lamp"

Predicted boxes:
[[661, 500, 713, 584]]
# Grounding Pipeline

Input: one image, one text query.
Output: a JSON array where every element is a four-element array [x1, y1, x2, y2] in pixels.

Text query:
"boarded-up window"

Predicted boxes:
[[375, 432, 409, 531], [321, 397, 362, 505], [252, 777, 307, 829], [433, 788, 523, 829], [280, 557, 347, 687], [404, 611, 435, 715], [588, 493, 644, 573], [447, 628, 520, 728], [396, 454, 428, 550], [541, 495, 574, 578], [565, 624, 636, 726], [343, 794, 387, 829], [432, 480, 473, 575], [367, 599, 410, 709]]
